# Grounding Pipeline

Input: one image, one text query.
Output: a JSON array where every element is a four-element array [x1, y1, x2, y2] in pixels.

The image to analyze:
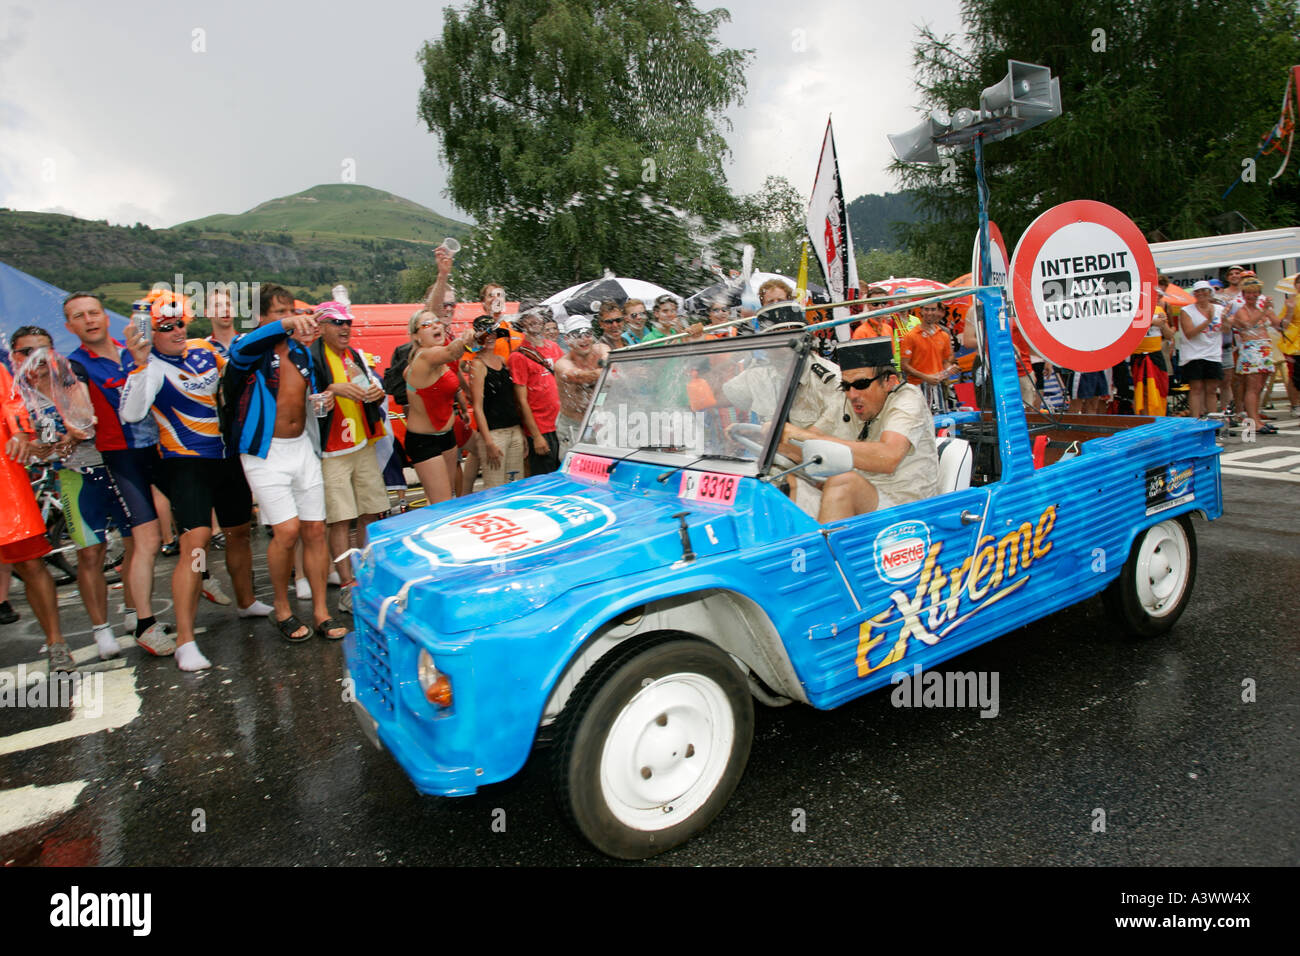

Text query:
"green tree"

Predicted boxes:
[[894, 0, 1300, 278], [733, 175, 806, 276], [417, 0, 752, 297]]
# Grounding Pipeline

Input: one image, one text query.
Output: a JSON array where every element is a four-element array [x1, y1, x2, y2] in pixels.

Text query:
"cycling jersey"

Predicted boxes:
[[118, 339, 226, 459], [68, 344, 160, 451]]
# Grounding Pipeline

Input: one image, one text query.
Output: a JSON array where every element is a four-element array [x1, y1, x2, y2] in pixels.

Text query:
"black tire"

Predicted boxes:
[[552, 635, 754, 860], [1102, 514, 1197, 638], [42, 510, 77, 586]]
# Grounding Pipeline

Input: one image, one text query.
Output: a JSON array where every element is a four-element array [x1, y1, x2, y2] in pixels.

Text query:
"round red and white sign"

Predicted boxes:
[[1009, 200, 1156, 372], [971, 220, 1010, 295]]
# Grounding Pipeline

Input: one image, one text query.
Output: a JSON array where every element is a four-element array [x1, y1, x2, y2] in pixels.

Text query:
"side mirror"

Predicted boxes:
[[800, 440, 854, 479]]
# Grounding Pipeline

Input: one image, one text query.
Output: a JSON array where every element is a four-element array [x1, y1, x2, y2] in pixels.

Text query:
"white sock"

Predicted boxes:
[[295, 577, 312, 600], [176, 642, 211, 672], [238, 600, 273, 618], [123, 607, 137, 632], [327, 570, 341, 586], [94, 625, 122, 660]]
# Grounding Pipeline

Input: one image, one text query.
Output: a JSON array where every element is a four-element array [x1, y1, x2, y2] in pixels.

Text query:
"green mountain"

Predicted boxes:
[[175, 184, 470, 244], [0, 185, 474, 316], [847, 190, 922, 251]]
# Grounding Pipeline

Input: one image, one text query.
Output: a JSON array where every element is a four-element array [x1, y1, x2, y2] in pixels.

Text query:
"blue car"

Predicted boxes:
[[344, 288, 1221, 859]]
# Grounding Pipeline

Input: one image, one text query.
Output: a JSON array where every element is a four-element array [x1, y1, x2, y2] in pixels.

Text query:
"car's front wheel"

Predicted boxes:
[[1102, 514, 1197, 637], [553, 636, 754, 860]]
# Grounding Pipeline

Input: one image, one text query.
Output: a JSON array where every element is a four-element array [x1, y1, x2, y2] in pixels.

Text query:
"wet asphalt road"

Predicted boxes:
[[1, 430, 1297, 867]]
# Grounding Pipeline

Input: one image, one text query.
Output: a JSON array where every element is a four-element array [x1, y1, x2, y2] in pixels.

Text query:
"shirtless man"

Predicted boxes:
[[554, 315, 609, 456], [226, 284, 345, 642]]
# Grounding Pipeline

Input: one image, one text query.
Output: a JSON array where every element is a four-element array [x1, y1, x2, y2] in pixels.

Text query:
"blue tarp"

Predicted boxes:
[[0, 260, 128, 361]]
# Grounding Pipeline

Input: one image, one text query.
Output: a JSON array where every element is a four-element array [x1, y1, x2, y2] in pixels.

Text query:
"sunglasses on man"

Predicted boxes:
[[839, 372, 890, 392], [155, 320, 187, 333], [325, 318, 353, 327]]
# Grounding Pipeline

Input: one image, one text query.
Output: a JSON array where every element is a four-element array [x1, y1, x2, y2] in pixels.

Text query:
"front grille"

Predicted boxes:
[[354, 617, 395, 714]]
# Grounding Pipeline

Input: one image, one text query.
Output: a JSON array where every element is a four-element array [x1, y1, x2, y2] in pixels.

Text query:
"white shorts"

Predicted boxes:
[[241, 433, 327, 527]]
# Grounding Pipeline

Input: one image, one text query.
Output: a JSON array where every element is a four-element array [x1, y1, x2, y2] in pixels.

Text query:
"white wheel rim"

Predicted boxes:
[[1135, 520, 1190, 618], [600, 672, 735, 831]]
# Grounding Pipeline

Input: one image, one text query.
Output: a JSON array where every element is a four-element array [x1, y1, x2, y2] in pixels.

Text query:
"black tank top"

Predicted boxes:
[[482, 360, 519, 430]]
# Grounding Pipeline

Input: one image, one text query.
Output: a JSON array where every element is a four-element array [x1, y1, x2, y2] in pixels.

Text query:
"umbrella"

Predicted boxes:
[[683, 272, 830, 314], [1159, 283, 1194, 307], [543, 277, 678, 322], [871, 277, 951, 299]]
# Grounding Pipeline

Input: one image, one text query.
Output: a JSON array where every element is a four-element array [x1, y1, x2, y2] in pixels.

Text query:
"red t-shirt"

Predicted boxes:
[[507, 341, 563, 434]]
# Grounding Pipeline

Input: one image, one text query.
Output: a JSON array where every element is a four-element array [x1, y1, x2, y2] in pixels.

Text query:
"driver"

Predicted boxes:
[[780, 337, 939, 522]]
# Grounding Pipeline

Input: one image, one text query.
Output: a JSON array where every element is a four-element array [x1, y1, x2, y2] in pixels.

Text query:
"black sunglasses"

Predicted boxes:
[[839, 372, 889, 392], [155, 320, 187, 333], [325, 318, 353, 327], [11, 347, 37, 358]]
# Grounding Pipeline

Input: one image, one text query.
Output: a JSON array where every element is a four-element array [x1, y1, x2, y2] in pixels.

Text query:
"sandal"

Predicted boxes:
[[274, 614, 312, 643], [1257, 423, 1278, 435], [315, 617, 348, 641]]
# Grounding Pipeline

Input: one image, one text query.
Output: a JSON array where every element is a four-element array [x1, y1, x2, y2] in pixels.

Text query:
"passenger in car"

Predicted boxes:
[[779, 337, 940, 522]]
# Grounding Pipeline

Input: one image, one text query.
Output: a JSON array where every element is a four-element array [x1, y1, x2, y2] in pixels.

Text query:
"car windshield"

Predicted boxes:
[[571, 333, 808, 475]]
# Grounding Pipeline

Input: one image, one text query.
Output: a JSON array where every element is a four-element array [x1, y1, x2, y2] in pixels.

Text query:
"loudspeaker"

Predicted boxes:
[[887, 110, 951, 165], [981, 60, 1055, 116]]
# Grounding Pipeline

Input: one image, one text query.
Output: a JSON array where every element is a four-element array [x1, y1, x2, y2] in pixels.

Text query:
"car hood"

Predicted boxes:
[[356, 471, 740, 634]]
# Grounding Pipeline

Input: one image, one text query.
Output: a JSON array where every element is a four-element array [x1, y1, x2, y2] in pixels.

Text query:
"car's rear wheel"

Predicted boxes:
[[1102, 514, 1197, 637], [552, 636, 754, 860]]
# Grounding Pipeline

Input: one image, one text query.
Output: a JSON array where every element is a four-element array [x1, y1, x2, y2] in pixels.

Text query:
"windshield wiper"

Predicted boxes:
[[656, 454, 751, 484], [605, 445, 684, 475]]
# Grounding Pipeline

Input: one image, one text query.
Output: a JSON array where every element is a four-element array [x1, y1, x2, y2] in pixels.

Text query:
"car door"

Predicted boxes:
[[804, 483, 995, 708]]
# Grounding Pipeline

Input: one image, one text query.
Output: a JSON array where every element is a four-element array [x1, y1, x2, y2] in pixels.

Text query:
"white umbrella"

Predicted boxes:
[[543, 276, 679, 322]]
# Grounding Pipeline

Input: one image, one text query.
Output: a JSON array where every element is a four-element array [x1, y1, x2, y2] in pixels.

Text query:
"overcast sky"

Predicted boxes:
[[0, 0, 965, 228]]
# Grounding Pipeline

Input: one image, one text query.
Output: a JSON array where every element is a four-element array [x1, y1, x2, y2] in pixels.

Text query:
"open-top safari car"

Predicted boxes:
[[343, 287, 1222, 859]]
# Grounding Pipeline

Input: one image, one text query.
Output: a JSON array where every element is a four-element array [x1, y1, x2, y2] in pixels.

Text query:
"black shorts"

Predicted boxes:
[[528, 431, 560, 476], [101, 447, 159, 528], [1180, 358, 1222, 381], [155, 456, 253, 533], [405, 429, 457, 464]]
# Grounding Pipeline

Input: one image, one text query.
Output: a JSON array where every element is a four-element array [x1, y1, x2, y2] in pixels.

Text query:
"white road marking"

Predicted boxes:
[[1219, 445, 1298, 461], [1219, 453, 1300, 470], [0, 664, 141, 757], [1222, 466, 1300, 484], [0, 781, 88, 838]]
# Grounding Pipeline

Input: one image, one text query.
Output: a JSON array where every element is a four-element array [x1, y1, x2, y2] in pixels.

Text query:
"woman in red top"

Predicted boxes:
[[404, 312, 474, 505]]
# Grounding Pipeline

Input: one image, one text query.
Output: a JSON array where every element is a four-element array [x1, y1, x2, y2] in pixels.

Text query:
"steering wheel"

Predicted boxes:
[[728, 421, 770, 457]]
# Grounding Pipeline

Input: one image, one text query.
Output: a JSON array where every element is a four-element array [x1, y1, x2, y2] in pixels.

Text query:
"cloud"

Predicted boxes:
[[0, 0, 965, 226]]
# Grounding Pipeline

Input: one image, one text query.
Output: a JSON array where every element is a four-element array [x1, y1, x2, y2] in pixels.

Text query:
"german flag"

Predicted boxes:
[[1131, 352, 1168, 416]]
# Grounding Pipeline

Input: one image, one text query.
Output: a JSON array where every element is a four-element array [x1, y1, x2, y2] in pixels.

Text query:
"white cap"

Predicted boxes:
[[1191, 280, 1213, 292], [564, 315, 593, 335]]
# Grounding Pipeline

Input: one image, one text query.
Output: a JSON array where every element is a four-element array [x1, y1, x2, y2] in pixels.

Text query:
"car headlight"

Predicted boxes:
[[417, 649, 453, 708]]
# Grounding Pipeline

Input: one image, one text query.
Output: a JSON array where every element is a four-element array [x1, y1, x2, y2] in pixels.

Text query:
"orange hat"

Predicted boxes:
[[146, 289, 193, 325]]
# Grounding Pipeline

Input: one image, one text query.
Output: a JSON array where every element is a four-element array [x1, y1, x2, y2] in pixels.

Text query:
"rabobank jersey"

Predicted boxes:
[[69, 344, 160, 451], [118, 339, 226, 459], [206, 333, 243, 360]]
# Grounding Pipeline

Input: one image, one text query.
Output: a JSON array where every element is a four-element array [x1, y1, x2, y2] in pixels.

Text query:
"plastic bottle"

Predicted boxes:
[[342, 354, 370, 390]]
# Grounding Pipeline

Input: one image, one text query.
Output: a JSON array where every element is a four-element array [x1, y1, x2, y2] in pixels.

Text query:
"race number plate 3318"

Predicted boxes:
[[679, 470, 740, 506]]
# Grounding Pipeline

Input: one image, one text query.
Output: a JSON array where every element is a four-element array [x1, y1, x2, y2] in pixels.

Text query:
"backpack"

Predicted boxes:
[[384, 343, 413, 406]]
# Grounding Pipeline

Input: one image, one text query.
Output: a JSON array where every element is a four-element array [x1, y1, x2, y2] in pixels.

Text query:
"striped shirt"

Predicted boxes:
[[118, 340, 226, 459]]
